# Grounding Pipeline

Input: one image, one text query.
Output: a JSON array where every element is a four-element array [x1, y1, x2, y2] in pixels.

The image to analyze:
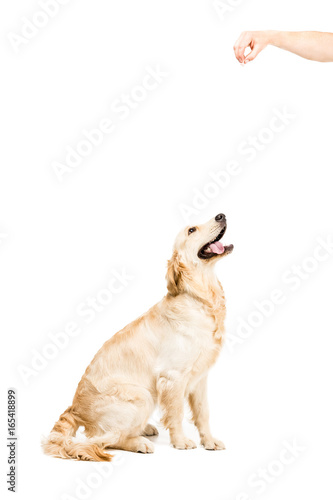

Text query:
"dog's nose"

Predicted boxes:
[[215, 213, 225, 222]]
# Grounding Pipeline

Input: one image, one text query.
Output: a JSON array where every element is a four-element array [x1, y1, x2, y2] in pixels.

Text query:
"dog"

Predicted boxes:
[[42, 213, 233, 461]]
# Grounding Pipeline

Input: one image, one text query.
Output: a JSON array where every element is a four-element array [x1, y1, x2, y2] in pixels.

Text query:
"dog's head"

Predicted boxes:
[[166, 214, 233, 295]]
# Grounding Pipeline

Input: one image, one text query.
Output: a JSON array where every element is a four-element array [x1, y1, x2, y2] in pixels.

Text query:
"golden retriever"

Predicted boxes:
[[42, 213, 233, 461]]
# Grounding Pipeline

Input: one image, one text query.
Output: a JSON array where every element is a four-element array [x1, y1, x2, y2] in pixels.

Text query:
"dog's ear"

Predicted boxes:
[[166, 251, 183, 295]]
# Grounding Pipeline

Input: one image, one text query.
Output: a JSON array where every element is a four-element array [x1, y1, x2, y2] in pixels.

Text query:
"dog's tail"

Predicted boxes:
[[42, 406, 112, 462]]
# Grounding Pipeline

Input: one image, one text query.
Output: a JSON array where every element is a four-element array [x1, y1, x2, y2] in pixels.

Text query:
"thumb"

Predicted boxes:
[[244, 44, 263, 63]]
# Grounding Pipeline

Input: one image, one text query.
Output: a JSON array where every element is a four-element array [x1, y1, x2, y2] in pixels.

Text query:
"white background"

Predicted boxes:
[[1, 1, 333, 499]]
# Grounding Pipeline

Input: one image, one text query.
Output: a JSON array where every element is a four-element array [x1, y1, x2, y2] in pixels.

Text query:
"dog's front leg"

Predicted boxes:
[[188, 376, 225, 450], [157, 373, 196, 449]]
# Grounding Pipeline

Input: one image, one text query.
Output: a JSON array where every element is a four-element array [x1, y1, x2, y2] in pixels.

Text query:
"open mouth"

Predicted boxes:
[[198, 225, 234, 260]]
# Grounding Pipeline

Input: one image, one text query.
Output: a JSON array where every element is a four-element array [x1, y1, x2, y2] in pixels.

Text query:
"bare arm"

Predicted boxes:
[[234, 31, 333, 64]]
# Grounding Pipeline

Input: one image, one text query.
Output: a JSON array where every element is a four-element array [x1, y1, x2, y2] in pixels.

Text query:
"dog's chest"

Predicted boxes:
[[177, 300, 223, 371], [190, 307, 222, 369], [189, 290, 227, 369], [157, 292, 225, 377]]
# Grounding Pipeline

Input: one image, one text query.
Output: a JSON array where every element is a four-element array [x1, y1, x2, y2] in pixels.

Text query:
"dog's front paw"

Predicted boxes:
[[201, 436, 225, 450], [172, 437, 197, 450]]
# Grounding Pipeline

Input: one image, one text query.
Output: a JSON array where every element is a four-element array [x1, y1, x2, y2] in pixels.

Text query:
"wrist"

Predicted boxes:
[[265, 30, 281, 46]]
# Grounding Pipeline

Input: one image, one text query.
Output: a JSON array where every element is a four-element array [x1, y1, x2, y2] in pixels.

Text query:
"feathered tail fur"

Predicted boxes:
[[42, 406, 112, 462]]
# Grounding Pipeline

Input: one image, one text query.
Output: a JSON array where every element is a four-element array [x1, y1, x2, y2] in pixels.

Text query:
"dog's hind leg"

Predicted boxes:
[[90, 383, 156, 453]]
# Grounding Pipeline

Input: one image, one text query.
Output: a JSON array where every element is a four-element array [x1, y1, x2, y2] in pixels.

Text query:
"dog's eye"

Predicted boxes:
[[188, 227, 196, 235]]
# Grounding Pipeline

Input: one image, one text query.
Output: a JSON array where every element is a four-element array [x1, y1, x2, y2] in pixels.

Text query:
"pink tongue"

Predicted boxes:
[[210, 241, 224, 254]]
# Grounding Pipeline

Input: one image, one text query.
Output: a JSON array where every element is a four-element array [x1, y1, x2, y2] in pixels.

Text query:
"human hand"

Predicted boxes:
[[233, 31, 274, 64]]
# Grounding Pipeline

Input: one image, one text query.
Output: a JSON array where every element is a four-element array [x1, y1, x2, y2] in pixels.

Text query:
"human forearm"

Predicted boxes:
[[269, 31, 333, 62]]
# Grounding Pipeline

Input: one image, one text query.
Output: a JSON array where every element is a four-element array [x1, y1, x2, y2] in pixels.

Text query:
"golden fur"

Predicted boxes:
[[42, 215, 233, 461]]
